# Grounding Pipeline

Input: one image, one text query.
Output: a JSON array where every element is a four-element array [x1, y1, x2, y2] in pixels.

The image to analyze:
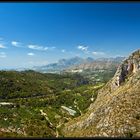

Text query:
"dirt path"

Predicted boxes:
[[40, 109, 63, 137]]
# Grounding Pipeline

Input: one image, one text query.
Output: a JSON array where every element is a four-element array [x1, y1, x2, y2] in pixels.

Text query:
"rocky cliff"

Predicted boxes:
[[62, 49, 140, 137]]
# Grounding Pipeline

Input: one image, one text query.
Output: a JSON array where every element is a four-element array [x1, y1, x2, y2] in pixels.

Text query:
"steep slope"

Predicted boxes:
[[62, 49, 140, 137]]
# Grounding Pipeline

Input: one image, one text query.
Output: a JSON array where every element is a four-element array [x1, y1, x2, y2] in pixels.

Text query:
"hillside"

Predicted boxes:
[[0, 70, 90, 99], [0, 50, 138, 138], [62, 49, 140, 137], [31, 57, 124, 85], [62, 57, 124, 83], [0, 70, 105, 137]]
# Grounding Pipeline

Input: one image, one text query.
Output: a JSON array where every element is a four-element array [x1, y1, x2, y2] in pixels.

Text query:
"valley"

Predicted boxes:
[[0, 70, 107, 137], [0, 2, 140, 138], [0, 50, 140, 138]]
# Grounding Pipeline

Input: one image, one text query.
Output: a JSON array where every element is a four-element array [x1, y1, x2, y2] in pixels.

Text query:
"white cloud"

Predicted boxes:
[[27, 52, 35, 56], [28, 44, 48, 51], [77, 45, 105, 56], [0, 52, 7, 58], [92, 51, 105, 55], [77, 45, 88, 51], [0, 44, 6, 49], [11, 41, 20, 47], [61, 49, 65, 53]]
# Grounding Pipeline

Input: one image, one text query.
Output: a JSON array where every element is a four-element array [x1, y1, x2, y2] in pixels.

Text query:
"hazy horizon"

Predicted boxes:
[[0, 3, 140, 69], [0, 55, 126, 70]]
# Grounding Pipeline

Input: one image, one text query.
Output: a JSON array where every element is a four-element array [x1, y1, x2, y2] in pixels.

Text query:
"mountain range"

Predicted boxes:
[[0, 49, 140, 138], [33, 56, 125, 74]]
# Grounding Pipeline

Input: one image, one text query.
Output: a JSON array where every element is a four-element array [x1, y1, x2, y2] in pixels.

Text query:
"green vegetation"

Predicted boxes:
[[0, 70, 107, 137], [79, 68, 117, 83]]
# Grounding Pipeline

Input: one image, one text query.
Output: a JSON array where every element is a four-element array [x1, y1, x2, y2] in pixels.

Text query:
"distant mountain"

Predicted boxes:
[[32, 57, 94, 73], [61, 56, 125, 83], [32, 56, 125, 74], [64, 57, 125, 73], [96, 56, 125, 62]]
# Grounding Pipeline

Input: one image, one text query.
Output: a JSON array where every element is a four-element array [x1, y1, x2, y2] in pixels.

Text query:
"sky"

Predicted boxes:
[[0, 2, 140, 69]]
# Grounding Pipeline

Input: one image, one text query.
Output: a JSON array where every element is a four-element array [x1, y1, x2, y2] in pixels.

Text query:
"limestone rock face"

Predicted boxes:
[[62, 49, 140, 137], [110, 50, 140, 91]]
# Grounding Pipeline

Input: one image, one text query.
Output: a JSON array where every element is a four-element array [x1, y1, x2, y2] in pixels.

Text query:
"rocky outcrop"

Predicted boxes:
[[111, 50, 140, 90], [62, 49, 140, 137]]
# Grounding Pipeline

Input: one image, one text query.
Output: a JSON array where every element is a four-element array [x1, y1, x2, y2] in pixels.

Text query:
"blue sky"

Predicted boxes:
[[0, 2, 140, 69]]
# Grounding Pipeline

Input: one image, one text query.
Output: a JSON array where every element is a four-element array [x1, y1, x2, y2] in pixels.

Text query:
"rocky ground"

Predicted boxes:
[[62, 49, 140, 138]]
